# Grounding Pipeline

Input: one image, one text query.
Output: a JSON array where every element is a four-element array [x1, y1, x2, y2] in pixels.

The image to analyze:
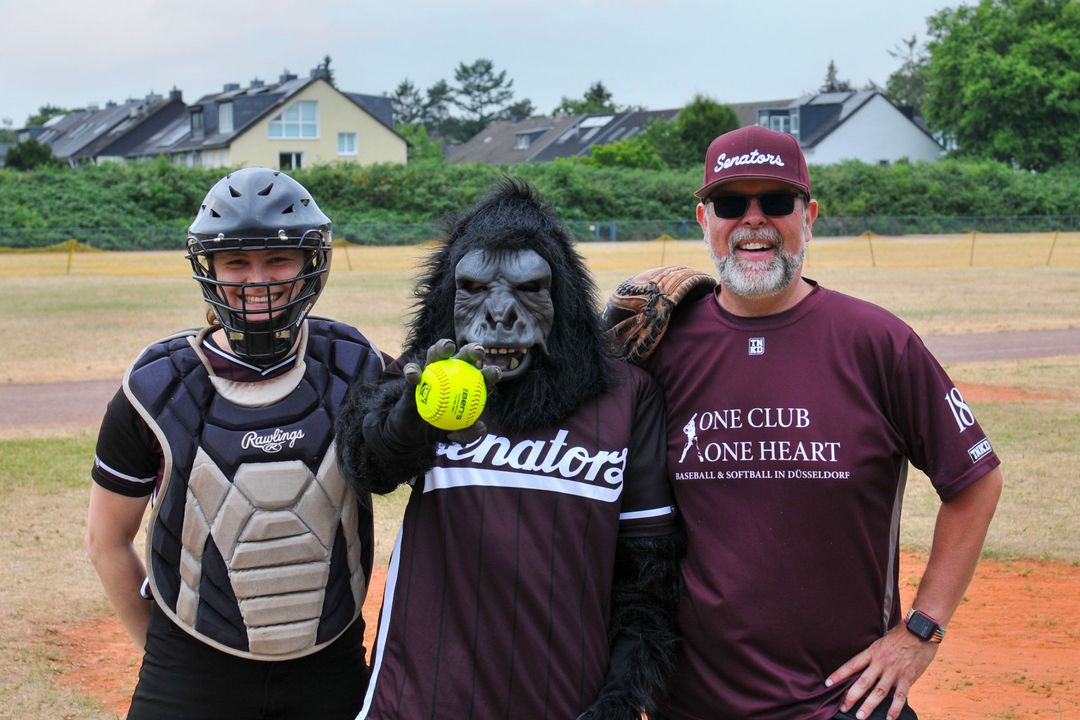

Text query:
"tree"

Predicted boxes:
[[645, 95, 740, 169], [5, 138, 60, 170], [452, 58, 516, 140], [25, 104, 70, 128], [424, 80, 455, 131], [396, 123, 446, 162], [0, 117, 15, 143], [883, 35, 931, 118], [502, 99, 536, 122], [582, 135, 667, 170], [924, 0, 1080, 170], [387, 79, 425, 126], [820, 60, 853, 92], [553, 81, 617, 116]]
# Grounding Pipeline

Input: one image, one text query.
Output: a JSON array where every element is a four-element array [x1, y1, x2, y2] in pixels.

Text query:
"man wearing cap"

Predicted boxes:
[[626, 125, 1003, 720]]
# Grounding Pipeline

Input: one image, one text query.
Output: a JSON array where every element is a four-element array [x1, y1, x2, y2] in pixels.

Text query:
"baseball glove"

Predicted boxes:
[[603, 265, 716, 365]]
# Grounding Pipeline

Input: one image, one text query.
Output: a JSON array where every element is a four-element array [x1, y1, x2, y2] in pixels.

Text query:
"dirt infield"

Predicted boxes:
[[43, 552, 1080, 720]]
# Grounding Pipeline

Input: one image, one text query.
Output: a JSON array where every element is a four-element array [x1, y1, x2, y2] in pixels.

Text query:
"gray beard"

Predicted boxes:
[[709, 227, 806, 298]]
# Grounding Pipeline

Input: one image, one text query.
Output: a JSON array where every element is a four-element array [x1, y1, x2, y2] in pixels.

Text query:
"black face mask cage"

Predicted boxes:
[[186, 229, 332, 365]]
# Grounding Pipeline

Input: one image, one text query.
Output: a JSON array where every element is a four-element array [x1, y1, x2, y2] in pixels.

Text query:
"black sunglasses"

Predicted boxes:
[[708, 192, 803, 219]]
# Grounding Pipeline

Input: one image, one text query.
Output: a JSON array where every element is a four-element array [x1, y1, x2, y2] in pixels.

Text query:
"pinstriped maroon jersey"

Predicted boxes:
[[360, 360, 677, 719]]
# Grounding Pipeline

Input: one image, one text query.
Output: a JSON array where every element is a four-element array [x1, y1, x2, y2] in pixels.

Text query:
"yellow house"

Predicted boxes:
[[163, 68, 407, 169]]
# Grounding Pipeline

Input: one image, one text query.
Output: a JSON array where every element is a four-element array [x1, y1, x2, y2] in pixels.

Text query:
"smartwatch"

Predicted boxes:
[[904, 608, 946, 643]]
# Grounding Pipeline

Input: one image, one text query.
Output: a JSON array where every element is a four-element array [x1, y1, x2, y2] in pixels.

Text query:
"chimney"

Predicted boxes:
[[249, 78, 264, 89], [169, 87, 183, 102], [279, 71, 298, 83], [105, 100, 117, 108], [223, 83, 241, 92], [310, 66, 330, 81]]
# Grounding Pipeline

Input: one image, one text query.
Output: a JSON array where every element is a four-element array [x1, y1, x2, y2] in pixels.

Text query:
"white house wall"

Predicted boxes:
[[803, 95, 942, 165]]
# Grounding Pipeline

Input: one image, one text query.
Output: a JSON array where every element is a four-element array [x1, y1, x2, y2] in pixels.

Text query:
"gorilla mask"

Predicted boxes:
[[406, 178, 611, 433], [454, 248, 554, 381]]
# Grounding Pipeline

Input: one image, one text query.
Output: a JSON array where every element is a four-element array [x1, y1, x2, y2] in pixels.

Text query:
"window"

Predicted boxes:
[[279, 152, 303, 170], [337, 132, 357, 155], [769, 115, 792, 134], [790, 113, 800, 137], [190, 108, 204, 133], [219, 103, 234, 134], [514, 129, 548, 149], [268, 100, 318, 139]]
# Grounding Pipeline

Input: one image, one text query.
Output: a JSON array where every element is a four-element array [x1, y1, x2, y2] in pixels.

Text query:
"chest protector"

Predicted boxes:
[[124, 319, 384, 660]]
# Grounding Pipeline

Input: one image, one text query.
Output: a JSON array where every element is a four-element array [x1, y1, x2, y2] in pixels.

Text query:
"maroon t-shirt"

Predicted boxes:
[[359, 359, 677, 719], [644, 282, 1000, 720]]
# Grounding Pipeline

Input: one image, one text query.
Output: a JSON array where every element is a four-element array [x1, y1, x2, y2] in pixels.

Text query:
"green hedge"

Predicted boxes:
[[1, 156, 1078, 248]]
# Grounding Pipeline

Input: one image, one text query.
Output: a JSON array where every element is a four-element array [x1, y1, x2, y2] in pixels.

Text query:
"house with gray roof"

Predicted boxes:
[[26, 66, 404, 169], [29, 92, 187, 166], [70, 91, 188, 164], [451, 109, 680, 164], [756, 90, 943, 164], [160, 67, 405, 169]]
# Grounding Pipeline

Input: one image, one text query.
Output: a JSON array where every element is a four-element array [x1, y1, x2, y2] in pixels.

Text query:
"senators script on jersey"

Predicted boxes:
[[359, 360, 677, 719]]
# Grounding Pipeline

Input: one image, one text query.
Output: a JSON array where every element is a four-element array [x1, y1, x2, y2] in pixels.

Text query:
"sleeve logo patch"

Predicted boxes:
[[967, 438, 993, 463]]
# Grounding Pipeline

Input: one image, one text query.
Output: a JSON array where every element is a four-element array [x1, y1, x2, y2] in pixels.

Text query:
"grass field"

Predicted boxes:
[[0, 235, 1078, 719]]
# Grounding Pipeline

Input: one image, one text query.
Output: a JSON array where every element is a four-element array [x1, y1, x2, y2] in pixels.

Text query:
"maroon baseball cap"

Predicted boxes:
[[695, 125, 811, 199]]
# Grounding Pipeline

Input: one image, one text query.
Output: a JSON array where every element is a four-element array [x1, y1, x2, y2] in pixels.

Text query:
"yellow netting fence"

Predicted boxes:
[[0, 233, 1078, 278]]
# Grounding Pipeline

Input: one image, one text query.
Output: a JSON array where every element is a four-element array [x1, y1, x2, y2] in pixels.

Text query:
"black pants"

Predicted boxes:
[[127, 605, 368, 720]]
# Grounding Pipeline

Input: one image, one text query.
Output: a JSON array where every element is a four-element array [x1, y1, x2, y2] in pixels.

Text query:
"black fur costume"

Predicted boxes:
[[336, 179, 683, 719]]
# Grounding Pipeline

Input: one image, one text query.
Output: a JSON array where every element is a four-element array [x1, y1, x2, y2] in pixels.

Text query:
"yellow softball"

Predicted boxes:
[[415, 358, 488, 431]]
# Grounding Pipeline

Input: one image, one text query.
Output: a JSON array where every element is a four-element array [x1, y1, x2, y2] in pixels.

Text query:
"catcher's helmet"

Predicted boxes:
[[187, 167, 332, 365]]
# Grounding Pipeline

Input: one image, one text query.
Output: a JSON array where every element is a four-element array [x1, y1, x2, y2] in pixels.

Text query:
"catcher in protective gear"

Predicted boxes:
[[86, 168, 380, 720], [603, 265, 717, 365]]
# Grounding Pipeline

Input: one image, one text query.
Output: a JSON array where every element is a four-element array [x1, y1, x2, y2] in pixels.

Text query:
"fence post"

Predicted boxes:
[[969, 231, 976, 267], [609, 222, 617, 242], [865, 231, 877, 268], [66, 238, 76, 275], [1046, 231, 1059, 267], [337, 239, 353, 271]]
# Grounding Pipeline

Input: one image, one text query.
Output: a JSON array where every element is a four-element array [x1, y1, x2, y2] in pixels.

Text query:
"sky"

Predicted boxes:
[[1, 0, 968, 130]]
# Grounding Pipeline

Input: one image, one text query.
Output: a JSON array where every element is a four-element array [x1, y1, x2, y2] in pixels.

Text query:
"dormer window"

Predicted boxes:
[[219, 102, 234, 134], [513, 129, 549, 150], [190, 108, 204, 133]]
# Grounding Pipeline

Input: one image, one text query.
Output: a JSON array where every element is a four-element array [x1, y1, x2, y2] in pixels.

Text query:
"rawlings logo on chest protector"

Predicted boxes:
[[241, 428, 306, 453]]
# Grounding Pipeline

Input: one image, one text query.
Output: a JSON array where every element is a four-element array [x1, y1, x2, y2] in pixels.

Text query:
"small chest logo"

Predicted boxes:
[[241, 428, 306, 454], [749, 337, 765, 356], [967, 438, 993, 463]]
